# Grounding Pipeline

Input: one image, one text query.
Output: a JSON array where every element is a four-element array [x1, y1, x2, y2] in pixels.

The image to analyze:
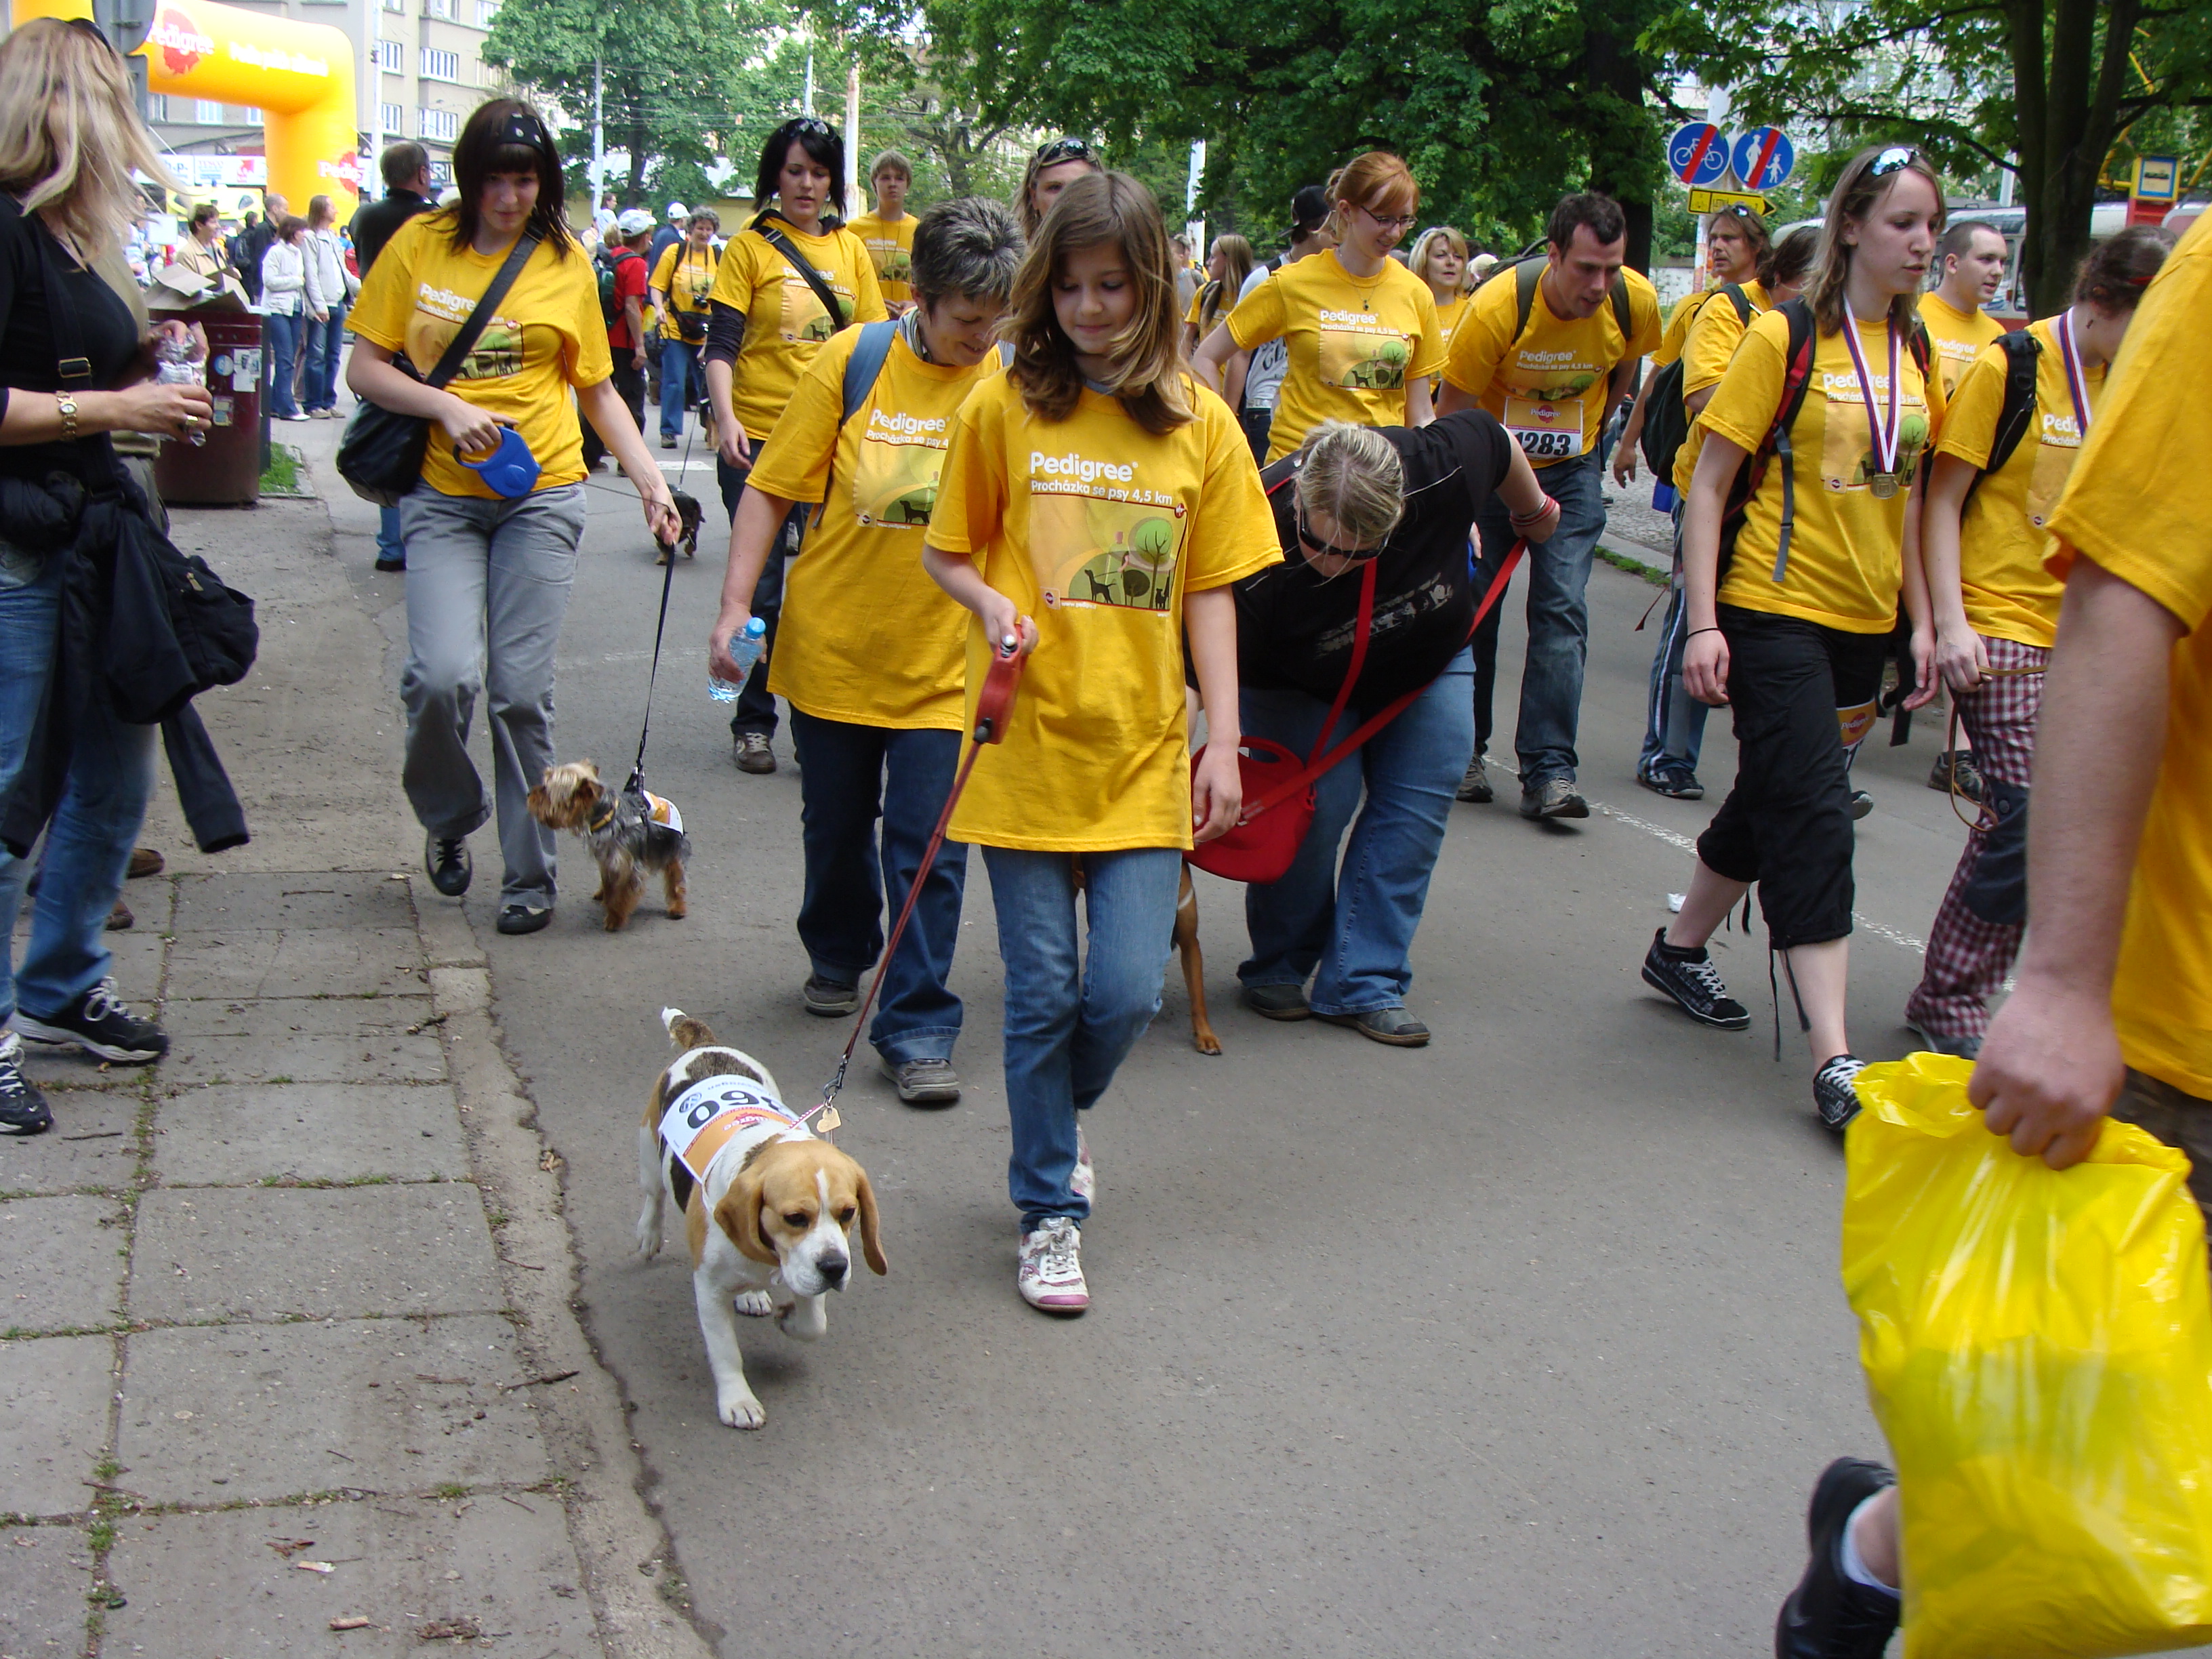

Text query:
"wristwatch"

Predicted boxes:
[[54, 390, 79, 441]]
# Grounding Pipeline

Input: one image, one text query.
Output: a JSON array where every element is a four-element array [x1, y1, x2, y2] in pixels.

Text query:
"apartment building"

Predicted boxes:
[[146, 0, 510, 195]]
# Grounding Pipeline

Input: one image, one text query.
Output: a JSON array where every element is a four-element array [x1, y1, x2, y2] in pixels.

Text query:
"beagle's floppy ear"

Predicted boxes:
[[714, 1153, 779, 1266], [853, 1166, 887, 1276]]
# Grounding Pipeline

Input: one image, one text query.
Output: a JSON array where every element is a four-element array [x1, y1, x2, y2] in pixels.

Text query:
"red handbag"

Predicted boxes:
[[1187, 539, 1528, 885]]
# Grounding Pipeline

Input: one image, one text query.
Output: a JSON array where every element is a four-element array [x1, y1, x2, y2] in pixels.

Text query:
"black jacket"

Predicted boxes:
[[229, 219, 276, 303], [348, 188, 435, 276]]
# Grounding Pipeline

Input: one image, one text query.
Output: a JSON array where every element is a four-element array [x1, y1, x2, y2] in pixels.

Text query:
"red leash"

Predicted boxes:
[[801, 639, 1026, 1132]]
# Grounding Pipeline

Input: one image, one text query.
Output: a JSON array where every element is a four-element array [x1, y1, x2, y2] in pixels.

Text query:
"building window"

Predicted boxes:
[[475, 58, 504, 87], [145, 92, 168, 121], [382, 0, 405, 12], [420, 107, 459, 142], [380, 102, 405, 135], [422, 0, 453, 18], [422, 46, 459, 81], [474, 0, 499, 22], [375, 39, 402, 70], [194, 100, 223, 125], [234, 106, 263, 127]]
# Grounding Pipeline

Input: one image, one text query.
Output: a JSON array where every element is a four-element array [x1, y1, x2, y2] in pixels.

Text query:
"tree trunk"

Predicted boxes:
[[2018, 0, 2140, 316], [1581, 27, 1655, 272]]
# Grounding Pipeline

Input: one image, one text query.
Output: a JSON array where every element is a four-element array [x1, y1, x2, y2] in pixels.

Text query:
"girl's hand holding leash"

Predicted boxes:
[[641, 486, 682, 548]]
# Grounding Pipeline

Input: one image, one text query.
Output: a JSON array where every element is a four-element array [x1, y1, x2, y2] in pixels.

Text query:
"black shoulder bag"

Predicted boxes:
[[751, 212, 848, 335], [336, 232, 540, 507]]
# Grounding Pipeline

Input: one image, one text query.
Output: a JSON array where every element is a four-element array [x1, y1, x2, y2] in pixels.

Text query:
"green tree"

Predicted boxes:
[[1645, 0, 2212, 314]]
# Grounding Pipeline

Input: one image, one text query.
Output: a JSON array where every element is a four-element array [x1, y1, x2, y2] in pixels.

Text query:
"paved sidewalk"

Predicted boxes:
[[1, 457, 711, 1659]]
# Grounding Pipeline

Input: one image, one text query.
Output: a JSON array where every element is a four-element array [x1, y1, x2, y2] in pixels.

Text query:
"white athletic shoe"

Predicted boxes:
[[1017, 1217, 1088, 1315], [1071, 1125, 1095, 1205]]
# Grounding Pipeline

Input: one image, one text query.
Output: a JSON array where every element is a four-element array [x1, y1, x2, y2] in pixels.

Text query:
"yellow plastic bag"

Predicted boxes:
[[1845, 1054, 2212, 1659]]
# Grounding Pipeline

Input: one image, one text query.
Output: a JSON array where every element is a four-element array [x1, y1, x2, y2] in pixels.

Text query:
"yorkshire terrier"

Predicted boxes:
[[525, 761, 691, 931], [656, 489, 703, 566]]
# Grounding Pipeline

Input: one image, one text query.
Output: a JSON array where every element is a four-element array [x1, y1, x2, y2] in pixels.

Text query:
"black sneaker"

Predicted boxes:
[[425, 834, 472, 897], [16, 978, 168, 1064], [1775, 1457, 1899, 1659], [1849, 790, 1873, 821], [1641, 929, 1751, 1029], [495, 903, 553, 936], [0, 1032, 53, 1135], [1242, 983, 1311, 1021], [802, 974, 859, 1017], [1638, 762, 1705, 801], [1814, 1054, 1867, 1132]]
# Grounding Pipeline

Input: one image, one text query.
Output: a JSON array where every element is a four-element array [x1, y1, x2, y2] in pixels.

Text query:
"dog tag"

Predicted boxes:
[[815, 1106, 842, 1134]]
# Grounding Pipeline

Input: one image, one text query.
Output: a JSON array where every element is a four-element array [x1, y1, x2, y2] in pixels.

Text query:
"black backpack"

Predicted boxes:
[[598, 247, 642, 330], [1963, 329, 2045, 505], [1480, 252, 1634, 344], [1719, 298, 1935, 586], [1637, 283, 1756, 482]]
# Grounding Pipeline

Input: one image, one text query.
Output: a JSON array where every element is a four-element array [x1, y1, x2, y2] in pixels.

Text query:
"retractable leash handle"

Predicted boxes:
[[973, 634, 1027, 743]]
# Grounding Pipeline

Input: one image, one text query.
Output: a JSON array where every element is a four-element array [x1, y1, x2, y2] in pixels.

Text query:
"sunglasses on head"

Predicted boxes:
[[787, 116, 834, 140], [66, 16, 118, 54], [1714, 203, 1759, 220], [1869, 146, 1919, 180], [1036, 136, 1094, 167]]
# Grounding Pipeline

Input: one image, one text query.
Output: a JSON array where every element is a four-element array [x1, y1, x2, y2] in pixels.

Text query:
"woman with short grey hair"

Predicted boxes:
[[706, 197, 1022, 1105]]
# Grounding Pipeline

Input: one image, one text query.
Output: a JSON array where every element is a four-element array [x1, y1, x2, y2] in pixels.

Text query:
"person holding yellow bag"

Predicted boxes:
[[1771, 208, 2212, 1659]]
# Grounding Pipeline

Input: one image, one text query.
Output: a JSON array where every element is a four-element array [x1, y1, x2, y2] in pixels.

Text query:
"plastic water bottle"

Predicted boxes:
[[708, 617, 766, 702], [157, 333, 207, 447]]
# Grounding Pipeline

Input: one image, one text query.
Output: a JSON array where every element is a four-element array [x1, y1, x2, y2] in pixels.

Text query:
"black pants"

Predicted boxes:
[[1695, 605, 1887, 949], [580, 356, 647, 468], [716, 449, 808, 740], [1240, 405, 1273, 468]]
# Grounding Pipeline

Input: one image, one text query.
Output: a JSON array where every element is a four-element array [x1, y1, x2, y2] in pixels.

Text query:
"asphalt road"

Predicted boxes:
[[333, 426, 1976, 1656]]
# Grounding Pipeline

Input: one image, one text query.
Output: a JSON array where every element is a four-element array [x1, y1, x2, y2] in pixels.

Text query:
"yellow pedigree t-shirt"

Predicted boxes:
[[651, 241, 719, 343], [1444, 262, 1662, 466], [1224, 249, 1444, 463], [1917, 290, 2006, 400], [348, 213, 610, 501], [1702, 308, 1940, 632], [1653, 288, 1707, 369], [746, 326, 1000, 731], [1434, 293, 1469, 347], [2046, 213, 2212, 1098], [846, 211, 915, 306], [926, 375, 1282, 850], [1670, 281, 1774, 495], [709, 222, 888, 442], [1935, 316, 2093, 648]]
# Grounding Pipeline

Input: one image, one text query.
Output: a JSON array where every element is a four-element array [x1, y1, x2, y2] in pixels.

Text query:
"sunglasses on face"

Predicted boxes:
[[1294, 503, 1380, 561], [1036, 137, 1094, 167], [1870, 146, 1919, 179]]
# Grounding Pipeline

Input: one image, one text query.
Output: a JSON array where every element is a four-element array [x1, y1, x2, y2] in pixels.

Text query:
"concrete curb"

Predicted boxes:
[[413, 880, 715, 1659]]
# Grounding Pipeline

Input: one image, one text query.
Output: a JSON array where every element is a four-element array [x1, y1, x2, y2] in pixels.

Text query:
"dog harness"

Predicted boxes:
[[589, 787, 688, 863], [657, 1063, 806, 1211]]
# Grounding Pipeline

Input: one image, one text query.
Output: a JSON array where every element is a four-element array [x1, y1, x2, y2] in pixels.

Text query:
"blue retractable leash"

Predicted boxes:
[[456, 426, 541, 497]]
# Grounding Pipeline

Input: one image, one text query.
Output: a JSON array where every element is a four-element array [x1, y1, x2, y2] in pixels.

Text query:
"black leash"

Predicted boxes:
[[620, 370, 703, 801]]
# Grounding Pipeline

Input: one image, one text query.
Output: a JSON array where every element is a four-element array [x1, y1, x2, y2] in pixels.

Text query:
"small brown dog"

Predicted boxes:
[[655, 489, 703, 567], [525, 761, 691, 931], [1176, 865, 1220, 1054]]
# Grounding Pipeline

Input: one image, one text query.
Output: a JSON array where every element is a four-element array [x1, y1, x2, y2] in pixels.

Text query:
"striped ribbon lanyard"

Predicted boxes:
[[2056, 308, 2094, 439], [1840, 314, 1903, 497]]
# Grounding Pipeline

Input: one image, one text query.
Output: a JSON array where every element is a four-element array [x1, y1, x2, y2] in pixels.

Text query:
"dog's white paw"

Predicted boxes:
[[732, 1289, 777, 1318], [633, 1216, 661, 1259], [717, 1390, 766, 1430]]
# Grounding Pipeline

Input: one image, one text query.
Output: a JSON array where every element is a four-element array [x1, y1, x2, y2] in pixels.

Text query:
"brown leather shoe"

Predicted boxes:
[[106, 899, 133, 931], [127, 847, 164, 879]]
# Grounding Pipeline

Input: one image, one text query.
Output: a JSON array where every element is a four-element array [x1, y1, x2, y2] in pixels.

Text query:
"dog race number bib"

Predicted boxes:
[[659, 1073, 800, 1185], [1502, 392, 1584, 460]]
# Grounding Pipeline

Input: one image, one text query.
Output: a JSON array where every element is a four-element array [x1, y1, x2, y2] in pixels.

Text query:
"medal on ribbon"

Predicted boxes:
[[1842, 316, 1903, 499], [2057, 308, 2093, 440]]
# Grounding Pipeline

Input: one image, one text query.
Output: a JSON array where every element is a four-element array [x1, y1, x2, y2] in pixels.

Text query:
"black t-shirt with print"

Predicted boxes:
[[1234, 409, 1515, 710], [0, 195, 141, 484]]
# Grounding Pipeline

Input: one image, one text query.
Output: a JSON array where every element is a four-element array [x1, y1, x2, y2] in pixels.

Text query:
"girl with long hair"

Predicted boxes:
[[1182, 232, 1254, 353], [1193, 151, 1444, 462], [700, 116, 888, 775], [0, 17, 216, 1129], [920, 171, 1278, 1314], [349, 98, 680, 937], [1642, 143, 1948, 1130], [1905, 226, 2176, 1054]]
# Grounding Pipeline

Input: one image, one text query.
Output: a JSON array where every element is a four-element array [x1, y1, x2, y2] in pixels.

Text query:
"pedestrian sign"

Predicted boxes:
[[2133, 155, 2179, 203], [1689, 186, 1770, 216], [1730, 127, 1795, 192], [1668, 123, 1729, 187]]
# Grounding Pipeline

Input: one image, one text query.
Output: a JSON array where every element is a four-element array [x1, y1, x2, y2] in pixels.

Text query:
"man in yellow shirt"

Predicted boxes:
[[846, 150, 916, 316], [1439, 192, 1662, 817], [1917, 220, 2008, 398], [1772, 211, 2212, 1659]]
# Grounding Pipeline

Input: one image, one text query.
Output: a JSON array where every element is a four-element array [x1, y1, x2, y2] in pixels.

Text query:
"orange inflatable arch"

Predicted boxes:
[[13, 0, 359, 213]]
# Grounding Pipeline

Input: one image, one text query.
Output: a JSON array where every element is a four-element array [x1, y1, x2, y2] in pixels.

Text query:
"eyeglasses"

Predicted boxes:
[[1294, 502, 1380, 561], [1357, 204, 1419, 234], [1869, 146, 1919, 179], [1035, 137, 1095, 167]]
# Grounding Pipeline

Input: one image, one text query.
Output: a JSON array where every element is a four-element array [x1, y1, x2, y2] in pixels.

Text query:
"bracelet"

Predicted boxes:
[[54, 391, 78, 442], [1685, 626, 1722, 639], [1508, 495, 1559, 529]]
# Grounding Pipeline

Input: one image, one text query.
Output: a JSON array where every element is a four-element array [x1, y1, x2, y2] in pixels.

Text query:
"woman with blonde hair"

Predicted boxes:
[[0, 16, 218, 1130], [1231, 414, 1553, 1045], [1183, 232, 1254, 352], [1193, 150, 1445, 461], [1407, 225, 1473, 342], [921, 170, 1277, 1315]]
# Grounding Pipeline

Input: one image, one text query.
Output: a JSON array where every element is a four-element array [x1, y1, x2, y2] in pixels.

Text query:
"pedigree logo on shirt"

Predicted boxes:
[[852, 408, 952, 528], [866, 408, 950, 447], [1024, 451, 1189, 613], [1317, 309, 1413, 390], [1506, 346, 1600, 401], [407, 295, 525, 382]]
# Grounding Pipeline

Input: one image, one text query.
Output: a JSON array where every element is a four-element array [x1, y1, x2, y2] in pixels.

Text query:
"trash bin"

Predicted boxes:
[[150, 306, 265, 507]]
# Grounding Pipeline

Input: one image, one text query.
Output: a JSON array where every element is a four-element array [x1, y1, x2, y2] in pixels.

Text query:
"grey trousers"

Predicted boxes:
[[398, 482, 588, 906]]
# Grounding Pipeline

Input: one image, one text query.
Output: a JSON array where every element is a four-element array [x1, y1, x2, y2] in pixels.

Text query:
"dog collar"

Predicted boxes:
[[588, 798, 618, 833]]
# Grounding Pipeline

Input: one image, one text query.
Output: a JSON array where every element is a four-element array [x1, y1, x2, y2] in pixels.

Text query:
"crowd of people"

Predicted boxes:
[[1, 39, 2207, 1654]]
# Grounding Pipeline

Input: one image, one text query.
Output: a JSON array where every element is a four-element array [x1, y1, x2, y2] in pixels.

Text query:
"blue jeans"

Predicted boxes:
[[1637, 500, 1709, 777], [983, 845, 1183, 1227], [0, 548, 158, 1029], [1240, 647, 1476, 1013], [304, 304, 345, 412], [716, 450, 798, 740], [788, 710, 967, 1064], [265, 310, 302, 417], [1469, 449, 1607, 785], [376, 504, 405, 566], [659, 339, 701, 441]]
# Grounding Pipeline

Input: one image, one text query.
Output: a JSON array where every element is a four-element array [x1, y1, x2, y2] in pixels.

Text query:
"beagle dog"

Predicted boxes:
[[635, 1008, 884, 1429]]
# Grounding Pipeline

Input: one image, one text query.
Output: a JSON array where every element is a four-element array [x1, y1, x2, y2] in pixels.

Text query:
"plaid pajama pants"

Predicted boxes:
[[1905, 634, 2049, 1044]]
